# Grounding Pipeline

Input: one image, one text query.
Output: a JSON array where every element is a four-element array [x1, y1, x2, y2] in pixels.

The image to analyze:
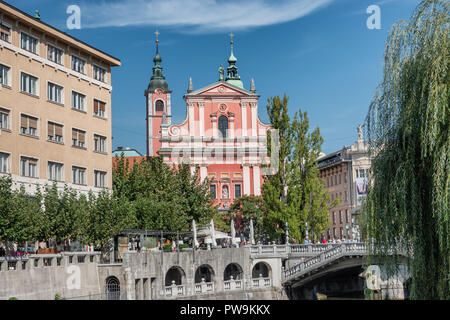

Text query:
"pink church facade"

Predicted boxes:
[[145, 37, 272, 210]]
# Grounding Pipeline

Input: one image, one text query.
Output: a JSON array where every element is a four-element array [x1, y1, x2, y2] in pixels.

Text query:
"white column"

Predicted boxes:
[[252, 165, 261, 195], [199, 102, 205, 137], [250, 102, 257, 137], [211, 114, 218, 138], [243, 165, 251, 195], [167, 93, 172, 124], [229, 115, 235, 139], [188, 103, 195, 136], [241, 102, 247, 137], [200, 165, 208, 182]]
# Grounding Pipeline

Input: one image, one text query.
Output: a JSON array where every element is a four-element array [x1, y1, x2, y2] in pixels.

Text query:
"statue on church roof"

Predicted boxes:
[[219, 65, 224, 81], [358, 124, 363, 140]]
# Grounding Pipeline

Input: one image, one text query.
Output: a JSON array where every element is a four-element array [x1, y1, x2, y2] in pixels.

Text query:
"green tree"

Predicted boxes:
[[85, 190, 135, 253], [287, 111, 336, 242], [262, 98, 339, 242], [363, 0, 449, 299], [230, 195, 266, 240], [113, 155, 216, 233], [0, 176, 41, 243]]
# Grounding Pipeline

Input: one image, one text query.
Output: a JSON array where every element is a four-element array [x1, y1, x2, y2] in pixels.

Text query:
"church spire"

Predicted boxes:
[[148, 29, 170, 93], [225, 32, 243, 89]]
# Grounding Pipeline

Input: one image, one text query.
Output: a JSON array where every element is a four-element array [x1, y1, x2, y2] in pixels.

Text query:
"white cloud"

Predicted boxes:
[[80, 0, 334, 33]]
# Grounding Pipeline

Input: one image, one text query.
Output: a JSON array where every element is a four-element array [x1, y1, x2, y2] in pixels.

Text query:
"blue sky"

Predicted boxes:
[[12, 0, 421, 155]]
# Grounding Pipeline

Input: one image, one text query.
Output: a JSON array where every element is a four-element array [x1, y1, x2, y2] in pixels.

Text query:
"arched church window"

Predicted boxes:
[[155, 100, 164, 112], [218, 115, 228, 138]]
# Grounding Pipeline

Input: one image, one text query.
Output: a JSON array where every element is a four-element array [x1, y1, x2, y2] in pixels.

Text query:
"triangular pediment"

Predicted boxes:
[[185, 81, 257, 97]]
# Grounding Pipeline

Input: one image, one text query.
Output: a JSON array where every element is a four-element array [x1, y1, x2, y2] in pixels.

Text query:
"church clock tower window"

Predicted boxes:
[[218, 115, 228, 138], [155, 100, 164, 112]]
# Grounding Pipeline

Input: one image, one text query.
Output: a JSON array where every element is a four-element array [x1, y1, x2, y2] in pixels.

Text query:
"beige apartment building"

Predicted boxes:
[[317, 125, 371, 241], [0, 2, 121, 195]]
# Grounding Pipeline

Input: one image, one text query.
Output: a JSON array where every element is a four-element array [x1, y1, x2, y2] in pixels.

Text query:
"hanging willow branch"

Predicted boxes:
[[363, 0, 449, 300]]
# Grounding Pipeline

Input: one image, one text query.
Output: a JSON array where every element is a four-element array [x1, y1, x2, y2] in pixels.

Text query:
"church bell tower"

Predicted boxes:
[[145, 31, 172, 157]]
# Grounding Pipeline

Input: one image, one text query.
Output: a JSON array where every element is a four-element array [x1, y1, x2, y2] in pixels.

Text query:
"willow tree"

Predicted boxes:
[[363, 0, 449, 299]]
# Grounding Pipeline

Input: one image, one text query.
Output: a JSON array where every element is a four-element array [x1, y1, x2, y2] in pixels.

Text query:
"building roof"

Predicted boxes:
[[0, 1, 121, 66], [112, 147, 143, 158]]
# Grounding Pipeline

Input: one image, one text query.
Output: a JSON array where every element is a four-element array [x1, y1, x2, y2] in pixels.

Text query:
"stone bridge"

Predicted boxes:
[[0, 243, 409, 300]]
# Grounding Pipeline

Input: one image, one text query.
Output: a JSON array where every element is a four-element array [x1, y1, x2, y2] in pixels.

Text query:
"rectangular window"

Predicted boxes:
[[72, 129, 86, 148], [94, 134, 107, 153], [344, 190, 348, 202], [332, 212, 335, 225], [20, 156, 38, 178], [47, 82, 63, 104], [366, 169, 369, 178], [0, 108, 10, 130], [20, 114, 38, 137], [334, 175, 337, 185], [93, 65, 106, 82], [94, 170, 107, 187], [20, 73, 38, 95], [345, 209, 349, 223], [72, 91, 86, 111], [338, 174, 341, 184], [21, 33, 38, 53], [71, 56, 85, 74], [47, 122, 63, 143], [93, 99, 106, 118], [47, 45, 63, 64], [210, 185, 216, 199], [72, 166, 86, 185], [344, 172, 347, 183], [0, 64, 10, 86], [48, 161, 63, 181], [360, 169, 365, 178], [0, 152, 9, 173], [234, 184, 241, 198], [0, 22, 11, 42], [339, 210, 343, 223]]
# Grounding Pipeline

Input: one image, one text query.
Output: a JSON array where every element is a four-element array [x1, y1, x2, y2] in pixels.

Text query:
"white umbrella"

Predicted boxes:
[[250, 219, 255, 245], [210, 219, 217, 247], [192, 220, 199, 248]]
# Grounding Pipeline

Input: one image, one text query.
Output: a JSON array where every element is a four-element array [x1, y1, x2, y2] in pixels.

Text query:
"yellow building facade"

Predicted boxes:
[[0, 2, 121, 194]]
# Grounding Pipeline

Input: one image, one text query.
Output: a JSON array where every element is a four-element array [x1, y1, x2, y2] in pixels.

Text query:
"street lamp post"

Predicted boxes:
[[285, 222, 289, 244]]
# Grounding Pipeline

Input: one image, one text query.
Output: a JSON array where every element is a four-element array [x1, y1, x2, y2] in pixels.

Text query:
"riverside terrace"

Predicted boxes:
[[0, 242, 411, 300]]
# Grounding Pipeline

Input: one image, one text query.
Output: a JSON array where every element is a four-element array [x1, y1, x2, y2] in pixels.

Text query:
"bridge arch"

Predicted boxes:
[[223, 263, 243, 281], [165, 266, 186, 286], [195, 264, 215, 283], [105, 276, 121, 300], [252, 261, 272, 278]]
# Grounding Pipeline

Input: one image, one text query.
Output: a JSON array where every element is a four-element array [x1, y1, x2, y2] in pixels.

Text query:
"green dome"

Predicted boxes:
[[226, 79, 243, 89]]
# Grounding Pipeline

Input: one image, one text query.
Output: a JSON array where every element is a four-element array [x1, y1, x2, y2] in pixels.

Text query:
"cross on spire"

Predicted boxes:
[[229, 32, 234, 44], [154, 29, 160, 54]]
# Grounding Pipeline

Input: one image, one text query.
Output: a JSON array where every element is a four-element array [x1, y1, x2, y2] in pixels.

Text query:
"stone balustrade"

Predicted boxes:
[[252, 276, 271, 288], [164, 281, 186, 297], [194, 279, 214, 294], [223, 276, 243, 291], [0, 251, 101, 272], [282, 243, 369, 282]]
